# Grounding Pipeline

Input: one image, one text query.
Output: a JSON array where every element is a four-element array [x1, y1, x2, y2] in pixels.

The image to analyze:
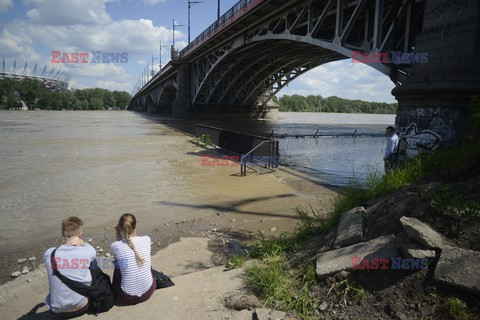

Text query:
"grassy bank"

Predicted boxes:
[[232, 139, 480, 319]]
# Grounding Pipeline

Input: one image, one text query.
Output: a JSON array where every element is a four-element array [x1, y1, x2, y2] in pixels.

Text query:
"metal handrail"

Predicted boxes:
[[240, 139, 276, 176]]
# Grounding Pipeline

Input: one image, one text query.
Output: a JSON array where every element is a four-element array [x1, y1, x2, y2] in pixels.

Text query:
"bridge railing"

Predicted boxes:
[[195, 124, 279, 176], [180, 0, 253, 58]]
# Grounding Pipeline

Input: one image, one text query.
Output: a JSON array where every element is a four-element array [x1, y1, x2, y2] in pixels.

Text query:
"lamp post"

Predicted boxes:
[[159, 41, 168, 74], [188, 0, 202, 44], [172, 19, 185, 48], [217, 0, 220, 19]]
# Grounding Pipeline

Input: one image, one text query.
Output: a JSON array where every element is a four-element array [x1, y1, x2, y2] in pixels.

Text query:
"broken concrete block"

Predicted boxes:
[[254, 308, 286, 320], [434, 246, 480, 295], [11, 271, 21, 278], [334, 206, 365, 248], [316, 234, 399, 279], [228, 310, 253, 320], [396, 232, 436, 260], [399, 216, 444, 249]]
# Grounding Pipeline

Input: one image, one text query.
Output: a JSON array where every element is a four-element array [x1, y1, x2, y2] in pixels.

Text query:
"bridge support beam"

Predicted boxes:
[[393, 0, 480, 156], [172, 63, 192, 118]]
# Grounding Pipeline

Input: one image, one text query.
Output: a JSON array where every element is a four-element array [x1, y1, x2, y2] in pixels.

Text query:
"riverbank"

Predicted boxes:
[[0, 237, 248, 319], [239, 139, 480, 319], [0, 111, 338, 285]]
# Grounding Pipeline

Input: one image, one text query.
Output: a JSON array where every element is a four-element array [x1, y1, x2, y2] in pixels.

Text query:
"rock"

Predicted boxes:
[[95, 246, 101, 250], [97, 248, 103, 253], [231, 219, 236, 222], [316, 234, 399, 278], [11, 271, 21, 278], [224, 292, 262, 310], [396, 232, 436, 260], [434, 246, 480, 294], [269, 227, 277, 232], [28, 257, 36, 262], [105, 253, 111, 258], [334, 206, 365, 248], [26, 278, 32, 282], [319, 301, 329, 311], [17, 258, 27, 264], [399, 216, 443, 249], [88, 238, 93, 243], [254, 308, 286, 320], [228, 310, 253, 320], [212, 228, 218, 232], [335, 270, 350, 281], [21, 267, 29, 274]]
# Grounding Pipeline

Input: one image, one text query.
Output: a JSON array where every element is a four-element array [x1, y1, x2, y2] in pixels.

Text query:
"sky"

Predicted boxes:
[[0, 0, 396, 102]]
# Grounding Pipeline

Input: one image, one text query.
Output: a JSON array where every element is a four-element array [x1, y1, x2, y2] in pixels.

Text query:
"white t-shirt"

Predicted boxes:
[[44, 244, 96, 313], [110, 235, 153, 296], [385, 133, 399, 157]]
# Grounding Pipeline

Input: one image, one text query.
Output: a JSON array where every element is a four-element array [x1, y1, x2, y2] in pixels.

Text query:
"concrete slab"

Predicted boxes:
[[334, 206, 365, 248], [434, 246, 480, 295], [399, 216, 444, 249], [396, 232, 436, 260], [316, 234, 399, 279], [254, 308, 286, 320]]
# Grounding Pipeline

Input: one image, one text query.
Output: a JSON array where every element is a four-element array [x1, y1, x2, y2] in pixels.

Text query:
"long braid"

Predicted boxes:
[[120, 216, 144, 265]]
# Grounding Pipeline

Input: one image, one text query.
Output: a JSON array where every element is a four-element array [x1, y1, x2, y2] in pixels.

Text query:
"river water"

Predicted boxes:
[[0, 111, 394, 255]]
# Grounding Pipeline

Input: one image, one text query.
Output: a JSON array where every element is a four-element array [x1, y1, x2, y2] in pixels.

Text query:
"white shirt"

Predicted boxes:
[[110, 235, 153, 296], [385, 133, 399, 158], [44, 244, 96, 313]]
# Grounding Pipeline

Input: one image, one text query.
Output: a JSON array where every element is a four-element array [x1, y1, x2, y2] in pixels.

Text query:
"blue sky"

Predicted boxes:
[[0, 0, 396, 102]]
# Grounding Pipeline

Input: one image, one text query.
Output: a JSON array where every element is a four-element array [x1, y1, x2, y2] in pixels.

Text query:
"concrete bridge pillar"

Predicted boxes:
[[393, 0, 480, 156], [172, 63, 191, 118]]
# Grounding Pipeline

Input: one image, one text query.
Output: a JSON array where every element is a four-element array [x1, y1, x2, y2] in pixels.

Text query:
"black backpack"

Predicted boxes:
[[50, 249, 114, 315]]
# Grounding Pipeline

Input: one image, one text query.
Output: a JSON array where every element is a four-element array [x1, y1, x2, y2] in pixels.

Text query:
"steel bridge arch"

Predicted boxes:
[[191, 0, 423, 113]]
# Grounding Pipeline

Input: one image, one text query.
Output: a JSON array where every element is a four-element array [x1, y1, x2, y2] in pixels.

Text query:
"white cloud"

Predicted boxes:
[[137, 60, 147, 65], [0, 0, 185, 92], [26, 0, 112, 25], [95, 80, 131, 91], [281, 60, 396, 103], [0, 0, 12, 12]]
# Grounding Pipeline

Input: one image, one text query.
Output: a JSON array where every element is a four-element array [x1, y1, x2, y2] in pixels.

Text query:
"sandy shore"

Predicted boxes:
[[0, 237, 246, 319], [0, 120, 338, 318], [1, 122, 337, 285]]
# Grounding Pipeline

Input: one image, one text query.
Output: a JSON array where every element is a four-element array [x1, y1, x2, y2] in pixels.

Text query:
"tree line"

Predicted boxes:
[[272, 94, 397, 114], [0, 78, 131, 110]]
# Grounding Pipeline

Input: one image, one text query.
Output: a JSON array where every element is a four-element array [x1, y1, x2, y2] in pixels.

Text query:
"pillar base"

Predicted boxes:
[[172, 99, 191, 119]]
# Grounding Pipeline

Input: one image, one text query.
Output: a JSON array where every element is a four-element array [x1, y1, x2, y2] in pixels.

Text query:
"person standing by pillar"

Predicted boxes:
[[384, 126, 399, 172]]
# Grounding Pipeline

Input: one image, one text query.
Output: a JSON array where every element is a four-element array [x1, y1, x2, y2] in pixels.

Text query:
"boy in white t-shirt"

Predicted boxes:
[[44, 216, 96, 318]]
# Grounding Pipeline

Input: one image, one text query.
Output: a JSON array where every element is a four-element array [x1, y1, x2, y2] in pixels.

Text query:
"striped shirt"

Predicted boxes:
[[110, 236, 153, 297]]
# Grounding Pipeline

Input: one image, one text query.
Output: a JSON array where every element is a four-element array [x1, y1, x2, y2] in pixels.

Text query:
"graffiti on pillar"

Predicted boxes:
[[426, 0, 467, 23], [401, 123, 442, 156]]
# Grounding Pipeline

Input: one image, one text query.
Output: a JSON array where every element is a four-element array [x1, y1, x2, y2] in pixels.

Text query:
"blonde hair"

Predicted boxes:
[[117, 213, 144, 265], [62, 216, 83, 237]]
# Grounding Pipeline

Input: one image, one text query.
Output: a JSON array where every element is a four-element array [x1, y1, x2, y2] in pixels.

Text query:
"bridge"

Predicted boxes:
[[129, 0, 480, 149]]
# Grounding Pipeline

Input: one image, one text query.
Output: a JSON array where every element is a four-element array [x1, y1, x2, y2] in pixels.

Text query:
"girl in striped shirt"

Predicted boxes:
[[110, 213, 156, 305]]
